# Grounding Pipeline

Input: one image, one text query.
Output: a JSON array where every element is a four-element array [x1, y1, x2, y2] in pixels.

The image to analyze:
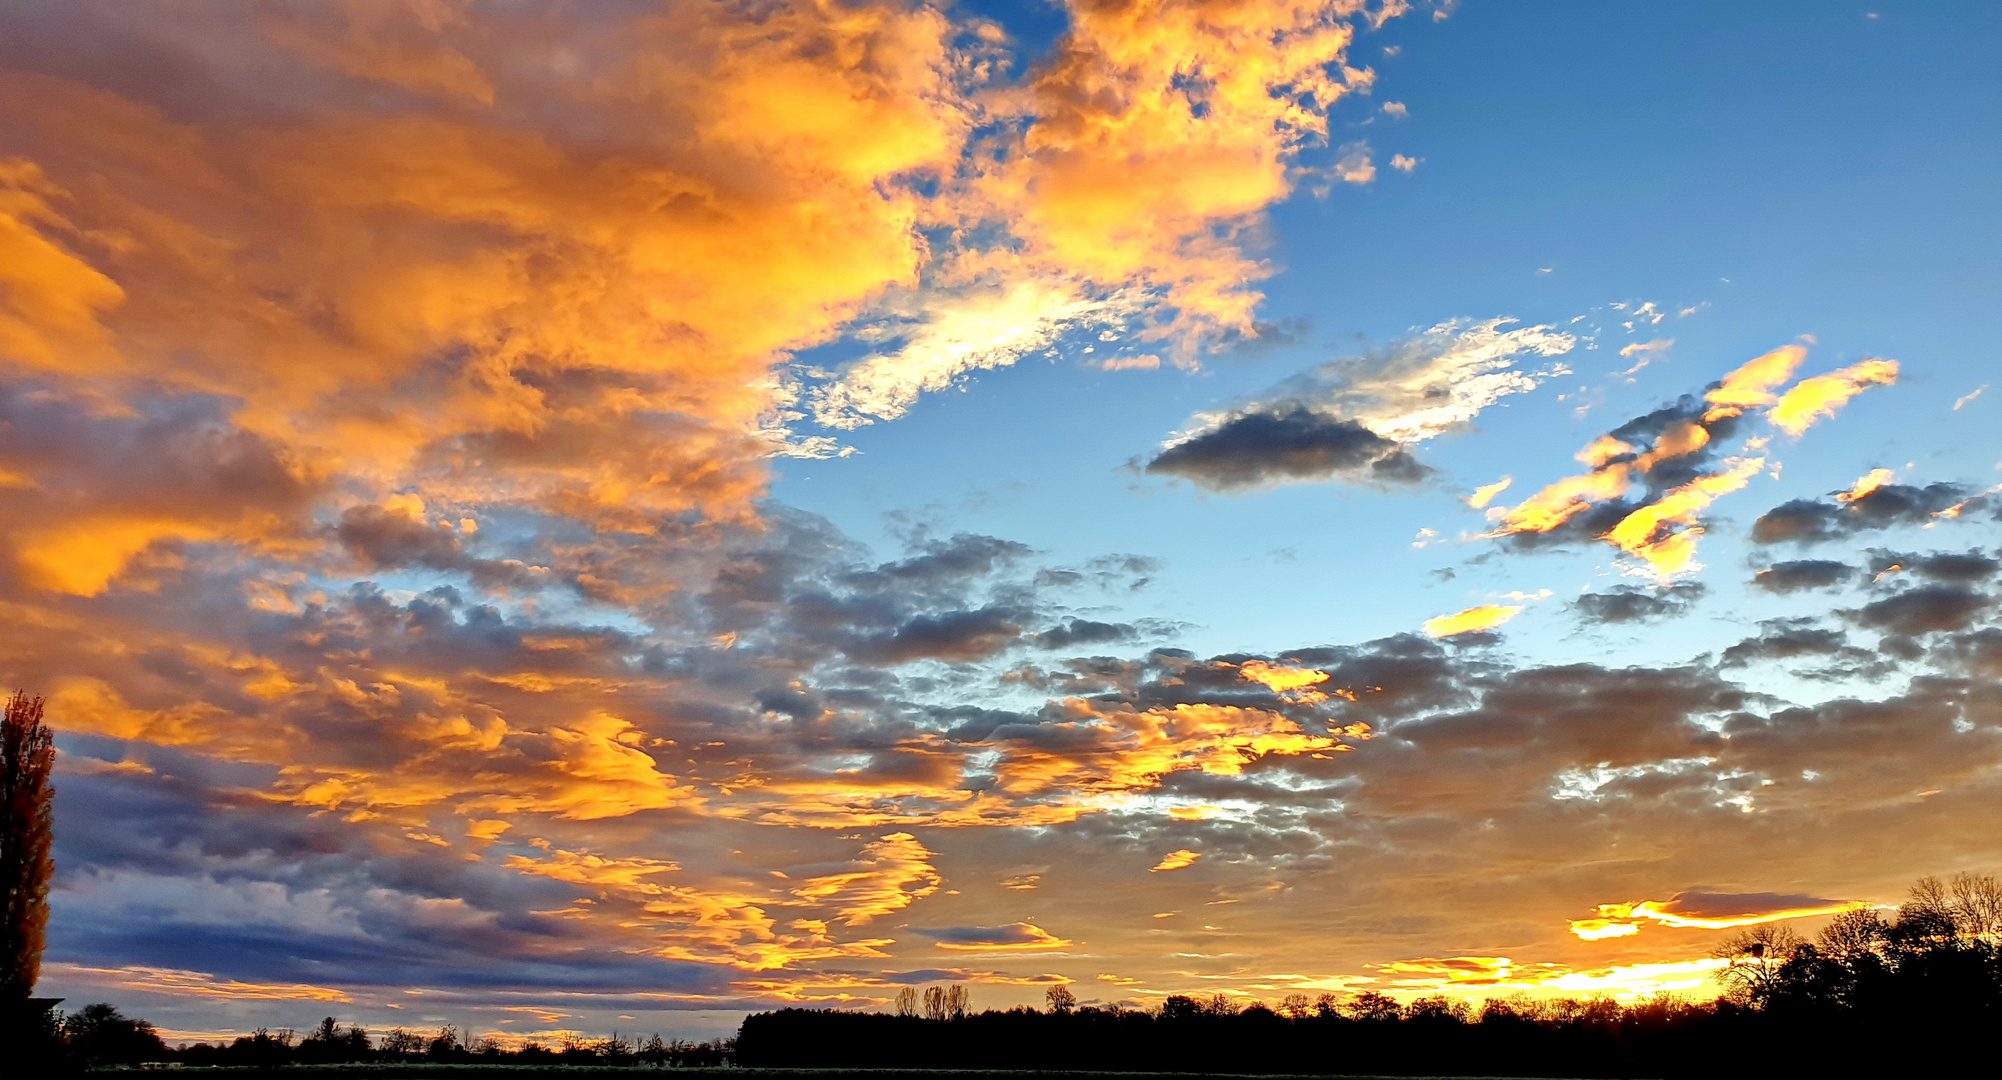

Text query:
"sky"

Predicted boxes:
[[1, 0, 1998, 1047]]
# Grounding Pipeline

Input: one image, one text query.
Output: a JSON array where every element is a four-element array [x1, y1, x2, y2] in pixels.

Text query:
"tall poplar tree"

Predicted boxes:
[[0, 691, 54, 1000]]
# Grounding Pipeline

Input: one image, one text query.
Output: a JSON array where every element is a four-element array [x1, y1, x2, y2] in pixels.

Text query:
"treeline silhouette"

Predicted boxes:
[[13, 1003, 734, 1071], [739, 873, 2002, 1079], [13, 872, 1997, 1076]]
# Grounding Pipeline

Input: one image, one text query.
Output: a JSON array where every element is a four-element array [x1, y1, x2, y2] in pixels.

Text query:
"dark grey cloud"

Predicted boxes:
[[48, 755, 727, 997], [1033, 618, 1138, 651], [846, 535, 1033, 589], [1719, 620, 1870, 670], [1865, 549, 2001, 584], [334, 505, 546, 590], [0, 388, 317, 516], [845, 606, 1027, 665], [1144, 318, 1574, 493], [1846, 585, 1993, 636], [1602, 396, 1739, 489], [1488, 397, 1739, 556], [1493, 499, 1640, 552], [1939, 627, 2002, 678], [1145, 406, 1429, 491], [1752, 559, 1855, 593], [1752, 482, 1977, 544], [1571, 583, 1706, 623], [905, 923, 1063, 948]]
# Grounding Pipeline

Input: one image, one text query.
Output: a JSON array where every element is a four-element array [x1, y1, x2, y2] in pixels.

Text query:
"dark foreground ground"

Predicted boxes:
[[94, 1070, 1583, 1079]]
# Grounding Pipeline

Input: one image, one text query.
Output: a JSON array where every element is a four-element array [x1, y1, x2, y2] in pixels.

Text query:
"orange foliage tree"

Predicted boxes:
[[0, 691, 54, 1000]]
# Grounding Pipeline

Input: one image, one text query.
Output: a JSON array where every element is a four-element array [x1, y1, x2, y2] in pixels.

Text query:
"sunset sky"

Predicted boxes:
[[3, 0, 2000, 1046]]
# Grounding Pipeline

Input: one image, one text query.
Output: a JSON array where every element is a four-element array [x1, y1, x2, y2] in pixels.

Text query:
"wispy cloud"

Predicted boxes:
[[812, 283, 1134, 430]]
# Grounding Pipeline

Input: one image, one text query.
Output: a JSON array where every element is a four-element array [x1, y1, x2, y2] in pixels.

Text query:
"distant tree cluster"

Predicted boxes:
[[740, 875, 2002, 1078], [893, 982, 972, 1020], [1710, 872, 2002, 1031], [17, 1003, 733, 1071], [165, 1020, 735, 1069], [5, 1002, 170, 1071]]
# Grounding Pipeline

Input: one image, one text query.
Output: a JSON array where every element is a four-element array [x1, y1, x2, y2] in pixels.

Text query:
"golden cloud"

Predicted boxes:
[[787, 832, 942, 926], [1568, 891, 1859, 939], [1238, 660, 1331, 693], [1770, 359, 1900, 436], [1376, 954, 1732, 1002], [1601, 456, 1764, 577], [1466, 476, 1513, 509], [1837, 467, 1895, 504], [0, 0, 983, 596], [1703, 344, 1804, 420], [1485, 345, 1898, 575], [1422, 604, 1522, 638], [39, 963, 351, 1003]]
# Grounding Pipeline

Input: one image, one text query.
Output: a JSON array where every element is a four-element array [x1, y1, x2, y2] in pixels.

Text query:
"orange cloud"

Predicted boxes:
[[975, 0, 1377, 344], [0, 0, 983, 597], [987, 699, 1366, 810], [787, 832, 942, 926], [1769, 359, 1899, 436], [1422, 604, 1522, 638], [0, 0, 1419, 599], [0, 159, 124, 371], [807, 0, 1408, 426], [1150, 849, 1203, 872], [502, 844, 903, 973]]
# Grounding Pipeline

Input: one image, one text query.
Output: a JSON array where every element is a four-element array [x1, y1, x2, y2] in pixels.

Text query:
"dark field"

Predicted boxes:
[[102, 1071, 1579, 1080]]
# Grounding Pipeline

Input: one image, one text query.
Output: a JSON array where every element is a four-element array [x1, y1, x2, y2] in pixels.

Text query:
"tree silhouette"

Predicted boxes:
[[0, 691, 54, 1001], [1344, 990, 1402, 1022], [921, 983, 970, 1020], [61, 1003, 166, 1067], [1045, 984, 1077, 1013], [297, 1016, 370, 1063], [1713, 922, 1804, 1005]]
